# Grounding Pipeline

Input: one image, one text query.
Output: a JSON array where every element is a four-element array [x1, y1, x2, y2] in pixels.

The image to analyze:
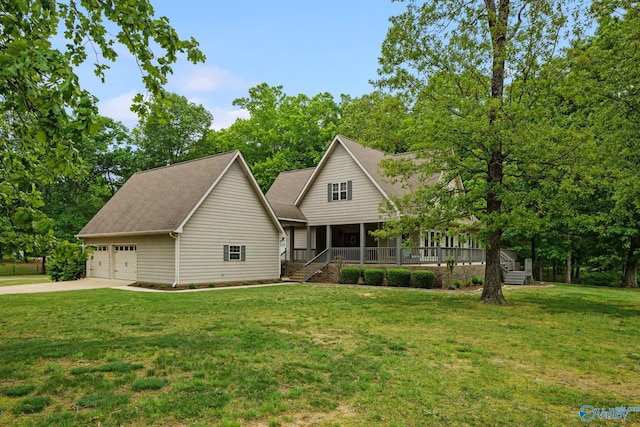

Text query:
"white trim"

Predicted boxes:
[[174, 152, 240, 233], [77, 229, 173, 239], [293, 135, 398, 214], [174, 151, 285, 238]]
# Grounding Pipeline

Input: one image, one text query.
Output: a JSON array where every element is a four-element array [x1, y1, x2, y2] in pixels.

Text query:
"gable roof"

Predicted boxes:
[[78, 151, 284, 238], [265, 168, 314, 223], [292, 135, 440, 206]]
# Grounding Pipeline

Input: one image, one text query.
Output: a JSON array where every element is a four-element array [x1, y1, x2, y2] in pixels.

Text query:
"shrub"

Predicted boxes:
[[453, 279, 463, 288], [339, 267, 361, 284], [386, 268, 412, 287], [48, 240, 87, 282], [471, 275, 484, 285], [412, 270, 436, 289], [363, 268, 384, 286], [576, 271, 621, 287]]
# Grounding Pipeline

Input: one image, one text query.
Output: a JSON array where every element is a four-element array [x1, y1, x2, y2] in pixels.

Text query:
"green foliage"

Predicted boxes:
[[0, 1, 203, 258], [412, 270, 436, 289], [471, 275, 484, 285], [209, 83, 340, 191], [48, 240, 87, 281], [363, 268, 384, 286], [453, 280, 464, 289], [575, 271, 621, 287], [134, 93, 213, 169], [385, 268, 411, 287], [339, 267, 361, 284]]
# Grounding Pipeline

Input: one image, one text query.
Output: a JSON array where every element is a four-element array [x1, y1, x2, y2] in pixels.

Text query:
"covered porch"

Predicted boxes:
[[284, 222, 486, 267]]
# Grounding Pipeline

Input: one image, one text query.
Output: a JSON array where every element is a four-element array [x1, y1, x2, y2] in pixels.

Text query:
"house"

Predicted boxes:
[[77, 151, 285, 285], [265, 135, 484, 280]]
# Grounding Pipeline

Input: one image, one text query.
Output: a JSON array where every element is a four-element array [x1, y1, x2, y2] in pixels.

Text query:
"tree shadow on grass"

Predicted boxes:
[[511, 290, 640, 319]]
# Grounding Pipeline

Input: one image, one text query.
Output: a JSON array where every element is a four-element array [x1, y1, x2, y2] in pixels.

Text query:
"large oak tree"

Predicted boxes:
[[376, 0, 585, 303]]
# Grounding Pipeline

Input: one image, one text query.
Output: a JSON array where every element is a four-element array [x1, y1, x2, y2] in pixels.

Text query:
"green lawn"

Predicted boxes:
[[0, 284, 638, 426], [0, 276, 51, 287]]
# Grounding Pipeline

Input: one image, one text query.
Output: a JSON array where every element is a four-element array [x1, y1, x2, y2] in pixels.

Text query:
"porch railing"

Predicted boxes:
[[294, 246, 485, 266], [302, 248, 332, 282]]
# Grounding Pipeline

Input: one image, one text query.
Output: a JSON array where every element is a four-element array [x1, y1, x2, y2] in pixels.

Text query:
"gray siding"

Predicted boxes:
[[179, 161, 281, 283], [83, 234, 175, 283], [299, 144, 389, 226]]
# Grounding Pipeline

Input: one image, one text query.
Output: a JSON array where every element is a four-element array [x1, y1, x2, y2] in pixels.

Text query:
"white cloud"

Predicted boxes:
[[175, 65, 247, 93], [98, 90, 140, 128], [210, 108, 250, 131]]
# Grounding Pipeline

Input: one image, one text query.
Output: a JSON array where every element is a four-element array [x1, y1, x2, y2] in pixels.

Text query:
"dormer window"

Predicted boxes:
[[328, 181, 352, 202]]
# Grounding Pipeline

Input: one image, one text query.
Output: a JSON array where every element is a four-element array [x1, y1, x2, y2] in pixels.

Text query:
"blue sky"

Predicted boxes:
[[79, 1, 406, 129]]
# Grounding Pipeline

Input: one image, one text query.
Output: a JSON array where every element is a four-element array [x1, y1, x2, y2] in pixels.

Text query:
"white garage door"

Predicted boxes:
[[90, 246, 110, 279], [114, 245, 137, 280]]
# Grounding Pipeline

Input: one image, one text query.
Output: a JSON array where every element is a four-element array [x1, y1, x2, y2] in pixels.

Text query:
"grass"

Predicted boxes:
[[0, 275, 51, 287], [0, 284, 638, 426], [0, 261, 43, 276]]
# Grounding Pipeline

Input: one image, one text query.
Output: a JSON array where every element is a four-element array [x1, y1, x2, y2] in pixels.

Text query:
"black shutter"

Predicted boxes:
[[347, 180, 353, 200], [223, 245, 229, 261], [327, 183, 332, 202], [241, 245, 246, 261]]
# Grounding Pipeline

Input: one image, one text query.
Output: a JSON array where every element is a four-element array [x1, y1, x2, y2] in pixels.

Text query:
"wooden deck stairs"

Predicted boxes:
[[501, 251, 526, 285]]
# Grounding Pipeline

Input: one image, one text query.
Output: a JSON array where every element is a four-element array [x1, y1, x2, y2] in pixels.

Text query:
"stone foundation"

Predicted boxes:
[[306, 263, 486, 289]]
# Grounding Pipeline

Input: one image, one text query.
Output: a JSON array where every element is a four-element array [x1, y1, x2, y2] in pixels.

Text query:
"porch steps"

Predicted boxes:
[[284, 263, 304, 283], [503, 270, 526, 285]]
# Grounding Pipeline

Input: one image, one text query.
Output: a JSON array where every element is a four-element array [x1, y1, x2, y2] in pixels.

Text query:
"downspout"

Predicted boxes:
[[169, 232, 180, 287]]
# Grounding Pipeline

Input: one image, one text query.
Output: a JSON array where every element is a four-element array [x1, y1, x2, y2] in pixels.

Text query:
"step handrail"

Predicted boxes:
[[303, 248, 331, 282]]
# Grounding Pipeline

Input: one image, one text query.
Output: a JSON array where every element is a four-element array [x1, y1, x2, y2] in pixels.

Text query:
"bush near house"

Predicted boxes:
[[386, 268, 412, 287], [339, 267, 361, 284], [412, 270, 436, 289], [471, 275, 484, 285], [363, 268, 384, 286], [48, 241, 88, 282]]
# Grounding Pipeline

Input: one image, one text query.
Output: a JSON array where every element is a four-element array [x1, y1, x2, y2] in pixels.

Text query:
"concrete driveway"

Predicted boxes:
[[0, 278, 135, 295]]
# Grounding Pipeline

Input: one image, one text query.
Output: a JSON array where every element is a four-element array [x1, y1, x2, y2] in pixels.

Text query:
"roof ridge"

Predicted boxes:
[[135, 150, 239, 175]]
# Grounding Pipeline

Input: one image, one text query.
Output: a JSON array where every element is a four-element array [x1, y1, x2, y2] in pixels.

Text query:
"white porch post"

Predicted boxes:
[[306, 226, 312, 261], [396, 235, 402, 266], [359, 222, 365, 265]]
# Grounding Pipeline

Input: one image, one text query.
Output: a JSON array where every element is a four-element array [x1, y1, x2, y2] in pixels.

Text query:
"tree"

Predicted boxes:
[[376, 1, 585, 303], [210, 83, 340, 190], [1, 0, 204, 255], [338, 91, 411, 153], [42, 117, 138, 241], [134, 93, 213, 168], [565, 2, 640, 287]]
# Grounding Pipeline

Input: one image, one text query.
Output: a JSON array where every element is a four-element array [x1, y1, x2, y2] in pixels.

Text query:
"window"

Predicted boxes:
[[327, 180, 352, 202], [224, 245, 246, 261]]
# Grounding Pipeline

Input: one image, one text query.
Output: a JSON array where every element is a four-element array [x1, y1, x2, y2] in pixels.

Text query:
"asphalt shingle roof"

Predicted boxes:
[[77, 151, 239, 237]]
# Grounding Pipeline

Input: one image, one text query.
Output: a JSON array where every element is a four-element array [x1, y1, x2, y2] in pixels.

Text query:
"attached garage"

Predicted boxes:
[[77, 151, 284, 285], [89, 245, 110, 279], [114, 245, 137, 280]]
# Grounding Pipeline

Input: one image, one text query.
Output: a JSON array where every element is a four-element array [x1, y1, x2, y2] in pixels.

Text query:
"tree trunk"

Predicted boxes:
[[479, 0, 508, 305], [622, 234, 640, 288], [42, 256, 46, 275], [481, 227, 506, 304], [565, 249, 572, 284]]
